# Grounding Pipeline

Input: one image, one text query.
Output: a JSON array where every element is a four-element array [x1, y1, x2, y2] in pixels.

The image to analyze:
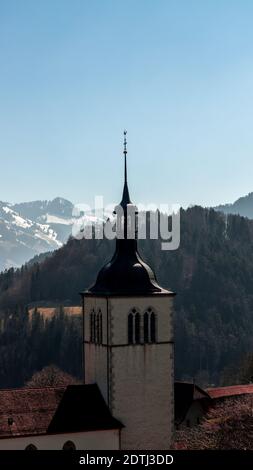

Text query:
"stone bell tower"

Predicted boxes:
[[81, 132, 175, 449]]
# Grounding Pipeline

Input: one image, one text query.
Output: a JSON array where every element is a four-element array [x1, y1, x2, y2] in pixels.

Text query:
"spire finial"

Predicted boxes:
[[120, 129, 131, 207], [123, 129, 127, 183], [123, 129, 127, 154]]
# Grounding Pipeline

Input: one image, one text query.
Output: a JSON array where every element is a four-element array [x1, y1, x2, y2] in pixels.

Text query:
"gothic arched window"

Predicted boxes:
[[150, 311, 156, 343], [144, 312, 149, 343], [89, 312, 92, 342], [95, 312, 99, 344], [90, 310, 95, 342], [128, 308, 141, 344], [128, 312, 134, 344], [62, 440, 76, 451], [135, 312, 140, 343], [143, 307, 157, 343], [98, 309, 103, 344], [90, 309, 103, 344]]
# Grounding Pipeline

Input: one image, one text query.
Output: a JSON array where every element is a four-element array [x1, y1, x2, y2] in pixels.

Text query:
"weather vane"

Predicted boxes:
[[123, 129, 127, 155]]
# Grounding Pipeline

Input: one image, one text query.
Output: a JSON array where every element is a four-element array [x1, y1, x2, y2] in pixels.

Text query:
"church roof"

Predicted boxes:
[[206, 384, 253, 400], [48, 384, 123, 434], [84, 133, 174, 297], [86, 240, 173, 296], [0, 384, 122, 439]]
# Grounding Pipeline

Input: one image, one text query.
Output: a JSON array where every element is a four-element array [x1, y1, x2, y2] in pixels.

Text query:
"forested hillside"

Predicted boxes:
[[0, 307, 82, 388], [1, 206, 253, 387]]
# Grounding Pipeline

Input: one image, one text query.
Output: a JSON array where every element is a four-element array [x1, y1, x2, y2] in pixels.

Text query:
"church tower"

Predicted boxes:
[[81, 133, 175, 449]]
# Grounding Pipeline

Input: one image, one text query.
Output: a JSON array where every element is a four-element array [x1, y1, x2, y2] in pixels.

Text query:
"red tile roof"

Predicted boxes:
[[0, 384, 122, 439], [206, 384, 253, 399], [0, 387, 65, 438]]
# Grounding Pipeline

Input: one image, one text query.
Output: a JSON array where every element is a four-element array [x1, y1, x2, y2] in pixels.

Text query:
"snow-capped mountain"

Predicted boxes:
[[0, 198, 74, 271], [0, 197, 116, 272]]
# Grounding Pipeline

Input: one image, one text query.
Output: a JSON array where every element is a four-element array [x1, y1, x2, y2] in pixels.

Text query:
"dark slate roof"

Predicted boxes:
[[0, 384, 122, 438], [86, 239, 174, 297], [174, 382, 211, 425], [48, 384, 123, 434]]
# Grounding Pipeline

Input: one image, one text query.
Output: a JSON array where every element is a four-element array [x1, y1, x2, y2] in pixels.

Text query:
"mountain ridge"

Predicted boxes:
[[215, 192, 253, 219], [0, 197, 74, 271], [2, 190, 253, 272]]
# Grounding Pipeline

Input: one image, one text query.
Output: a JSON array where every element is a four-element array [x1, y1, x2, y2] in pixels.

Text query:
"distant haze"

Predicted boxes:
[[215, 192, 253, 219]]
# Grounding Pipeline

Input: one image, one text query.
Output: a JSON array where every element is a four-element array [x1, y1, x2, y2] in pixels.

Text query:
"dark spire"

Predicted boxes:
[[84, 132, 174, 297], [124, 129, 127, 183], [120, 130, 131, 209]]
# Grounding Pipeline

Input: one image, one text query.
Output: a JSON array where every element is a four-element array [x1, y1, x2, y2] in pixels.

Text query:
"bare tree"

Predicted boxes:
[[25, 365, 79, 388]]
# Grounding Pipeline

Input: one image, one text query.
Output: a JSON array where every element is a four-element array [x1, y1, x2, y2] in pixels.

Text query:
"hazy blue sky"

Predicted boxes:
[[1, 0, 253, 208]]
